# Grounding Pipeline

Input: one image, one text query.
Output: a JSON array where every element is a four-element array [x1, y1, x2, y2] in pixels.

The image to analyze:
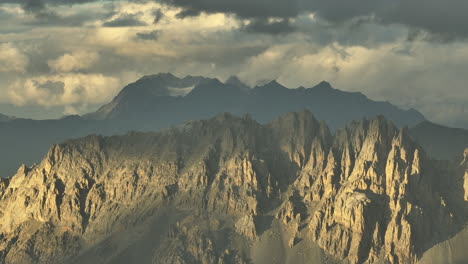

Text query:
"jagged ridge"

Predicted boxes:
[[0, 111, 465, 264]]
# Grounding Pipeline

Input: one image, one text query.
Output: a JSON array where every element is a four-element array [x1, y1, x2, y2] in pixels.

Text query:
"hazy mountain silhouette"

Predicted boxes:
[[86, 74, 425, 132], [0, 73, 464, 177], [0, 116, 100, 177], [0, 113, 15, 122], [409, 121, 468, 160]]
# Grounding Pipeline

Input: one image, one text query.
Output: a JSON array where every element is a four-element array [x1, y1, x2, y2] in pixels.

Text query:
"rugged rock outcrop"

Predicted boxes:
[[463, 148, 468, 201], [0, 111, 465, 264]]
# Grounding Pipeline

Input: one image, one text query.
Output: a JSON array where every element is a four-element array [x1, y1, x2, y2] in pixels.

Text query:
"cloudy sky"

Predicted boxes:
[[0, 0, 467, 128]]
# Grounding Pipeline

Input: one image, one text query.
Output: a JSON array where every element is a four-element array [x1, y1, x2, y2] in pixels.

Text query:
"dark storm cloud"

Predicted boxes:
[[160, 0, 468, 39], [152, 8, 164, 24], [381, 0, 468, 39], [175, 8, 201, 19], [4, 0, 468, 38], [35, 80, 65, 95], [103, 13, 147, 27], [16, 0, 101, 16], [136, 30, 160, 40], [3, 0, 113, 26], [21, 0, 47, 13], [162, 0, 299, 19], [21, 0, 61, 21], [158, 0, 383, 20]]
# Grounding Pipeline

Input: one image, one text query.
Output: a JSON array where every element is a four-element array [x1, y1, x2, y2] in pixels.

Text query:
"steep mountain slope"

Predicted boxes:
[[0, 74, 428, 177], [409, 121, 468, 160], [85, 73, 211, 120], [417, 148, 468, 264], [0, 111, 465, 264]]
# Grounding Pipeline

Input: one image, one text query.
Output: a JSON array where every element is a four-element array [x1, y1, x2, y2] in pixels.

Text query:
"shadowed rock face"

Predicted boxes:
[[0, 111, 466, 264]]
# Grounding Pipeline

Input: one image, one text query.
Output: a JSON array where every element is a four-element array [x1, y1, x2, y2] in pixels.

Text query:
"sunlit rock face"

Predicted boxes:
[[463, 149, 468, 201], [0, 111, 465, 264]]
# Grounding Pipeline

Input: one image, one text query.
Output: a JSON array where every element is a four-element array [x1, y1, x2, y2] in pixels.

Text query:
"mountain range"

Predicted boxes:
[[0, 114, 15, 122], [84, 73, 425, 130], [2, 73, 466, 177], [0, 111, 466, 264]]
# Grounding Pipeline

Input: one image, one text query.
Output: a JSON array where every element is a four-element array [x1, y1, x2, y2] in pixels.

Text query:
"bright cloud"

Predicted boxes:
[[7, 74, 122, 107], [0, 43, 28, 73], [48, 51, 100, 72]]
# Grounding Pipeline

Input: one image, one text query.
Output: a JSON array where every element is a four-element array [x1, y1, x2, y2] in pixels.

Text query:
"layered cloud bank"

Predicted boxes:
[[0, 1, 467, 128]]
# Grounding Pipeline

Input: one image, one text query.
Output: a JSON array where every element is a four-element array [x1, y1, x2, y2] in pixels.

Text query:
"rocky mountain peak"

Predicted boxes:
[[267, 79, 282, 86], [254, 80, 287, 91], [146, 72, 178, 81], [313, 80, 333, 90], [0, 112, 463, 264], [198, 78, 224, 88], [225, 76, 248, 89]]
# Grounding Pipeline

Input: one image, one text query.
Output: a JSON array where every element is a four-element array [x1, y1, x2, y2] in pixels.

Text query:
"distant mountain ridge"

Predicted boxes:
[[410, 121, 468, 160], [0, 73, 465, 177], [85, 73, 425, 131], [0, 113, 15, 122]]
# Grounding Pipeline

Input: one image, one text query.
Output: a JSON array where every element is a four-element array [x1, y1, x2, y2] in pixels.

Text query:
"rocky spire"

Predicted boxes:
[[0, 112, 463, 264], [463, 148, 468, 201]]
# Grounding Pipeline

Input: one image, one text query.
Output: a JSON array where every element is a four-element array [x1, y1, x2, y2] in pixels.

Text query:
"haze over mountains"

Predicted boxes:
[[4, 73, 467, 178], [410, 121, 468, 161], [0, 111, 466, 264], [85, 73, 425, 130]]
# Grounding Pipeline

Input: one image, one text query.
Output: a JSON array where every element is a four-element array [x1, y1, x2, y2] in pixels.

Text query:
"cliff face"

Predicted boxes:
[[463, 149, 468, 201], [0, 111, 465, 264]]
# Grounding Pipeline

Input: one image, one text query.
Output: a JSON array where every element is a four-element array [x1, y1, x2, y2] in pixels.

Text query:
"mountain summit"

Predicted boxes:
[[314, 80, 334, 90], [225, 76, 249, 90]]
